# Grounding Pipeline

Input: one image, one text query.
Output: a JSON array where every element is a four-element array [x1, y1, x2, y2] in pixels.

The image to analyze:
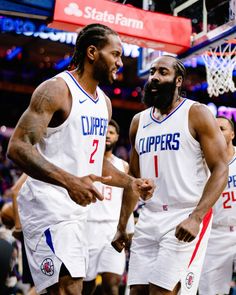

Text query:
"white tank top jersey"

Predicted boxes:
[[135, 98, 209, 212], [18, 70, 109, 249], [213, 148, 236, 226], [88, 155, 125, 222]]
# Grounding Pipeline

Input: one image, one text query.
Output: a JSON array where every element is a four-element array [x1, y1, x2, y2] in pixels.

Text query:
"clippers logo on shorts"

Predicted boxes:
[[185, 272, 194, 289], [40, 258, 54, 276]]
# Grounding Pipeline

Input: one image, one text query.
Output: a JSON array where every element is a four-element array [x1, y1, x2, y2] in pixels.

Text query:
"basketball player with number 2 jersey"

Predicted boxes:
[[17, 70, 109, 293], [8, 24, 155, 295]]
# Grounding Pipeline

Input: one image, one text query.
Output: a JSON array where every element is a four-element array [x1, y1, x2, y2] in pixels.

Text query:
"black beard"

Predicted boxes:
[[105, 142, 116, 152], [93, 52, 113, 85], [142, 79, 177, 109]]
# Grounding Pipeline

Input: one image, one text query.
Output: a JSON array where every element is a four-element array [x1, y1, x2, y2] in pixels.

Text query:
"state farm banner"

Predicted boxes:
[[49, 0, 192, 54]]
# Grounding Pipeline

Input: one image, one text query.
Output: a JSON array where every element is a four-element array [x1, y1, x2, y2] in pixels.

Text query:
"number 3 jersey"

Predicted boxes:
[[18, 70, 108, 250], [87, 155, 134, 233], [135, 98, 209, 212], [212, 149, 236, 226]]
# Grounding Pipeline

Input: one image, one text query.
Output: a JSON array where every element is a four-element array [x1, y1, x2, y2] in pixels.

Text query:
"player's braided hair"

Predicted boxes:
[[173, 59, 186, 81], [174, 58, 186, 96], [69, 23, 118, 73], [163, 55, 186, 95], [162, 55, 186, 80]]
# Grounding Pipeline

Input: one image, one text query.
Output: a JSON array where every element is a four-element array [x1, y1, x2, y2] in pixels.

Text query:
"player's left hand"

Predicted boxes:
[[111, 230, 129, 253], [132, 178, 155, 201], [175, 215, 201, 242]]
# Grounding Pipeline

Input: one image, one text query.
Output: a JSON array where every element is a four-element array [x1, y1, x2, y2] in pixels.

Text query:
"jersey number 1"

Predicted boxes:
[[154, 155, 158, 177], [89, 139, 99, 163]]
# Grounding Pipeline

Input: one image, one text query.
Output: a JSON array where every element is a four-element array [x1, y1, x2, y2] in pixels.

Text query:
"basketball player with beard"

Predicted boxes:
[[7, 24, 154, 295], [83, 119, 134, 295], [112, 55, 228, 295]]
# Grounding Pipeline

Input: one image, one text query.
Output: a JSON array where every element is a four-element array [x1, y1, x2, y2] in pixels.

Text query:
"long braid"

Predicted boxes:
[[174, 59, 186, 81], [68, 23, 118, 73]]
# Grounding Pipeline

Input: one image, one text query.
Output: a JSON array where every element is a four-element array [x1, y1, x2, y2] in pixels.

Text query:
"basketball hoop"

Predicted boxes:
[[201, 42, 236, 97]]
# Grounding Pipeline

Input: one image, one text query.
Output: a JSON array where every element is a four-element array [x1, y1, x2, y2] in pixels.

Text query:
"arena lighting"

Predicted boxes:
[[113, 88, 121, 95], [6, 46, 22, 60], [54, 56, 72, 70], [0, 16, 140, 58], [131, 90, 138, 97], [207, 102, 236, 121]]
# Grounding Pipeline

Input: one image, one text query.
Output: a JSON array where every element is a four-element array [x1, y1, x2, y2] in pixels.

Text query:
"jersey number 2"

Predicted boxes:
[[89, 139, 99, 163], [223, 191, 236, 209]]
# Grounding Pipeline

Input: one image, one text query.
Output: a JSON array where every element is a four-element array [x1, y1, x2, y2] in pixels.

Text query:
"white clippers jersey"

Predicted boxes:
[[88, 156, 125, 220], [213, 148, 236, 226], [18, 70, 108, 249], [135, 99, 209, 212]]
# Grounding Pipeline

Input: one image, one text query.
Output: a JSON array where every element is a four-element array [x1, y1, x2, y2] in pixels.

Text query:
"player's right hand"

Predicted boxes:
[[132, 178, 155, 201], [111, 230, 129, 253], [67, 174, 112, 206]]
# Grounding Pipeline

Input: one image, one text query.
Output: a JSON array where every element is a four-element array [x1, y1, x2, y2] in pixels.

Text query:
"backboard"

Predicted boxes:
[[138, 0, 236, 78]]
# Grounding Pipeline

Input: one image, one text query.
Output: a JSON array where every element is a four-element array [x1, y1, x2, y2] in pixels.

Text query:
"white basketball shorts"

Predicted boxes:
[[84, 220, 126, 281], [128, 207, 212, 295], [198, 224, 236, 295], [24, 220, 88, 294]]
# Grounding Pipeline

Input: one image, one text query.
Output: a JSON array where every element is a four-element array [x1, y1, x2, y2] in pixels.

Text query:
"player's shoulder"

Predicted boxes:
[[98, 87, 110, 100], [34, 74, 68, 97], [30, 74, 70, 112], [189, 101, 211, 115], [98, 89, 112, 120], [189, 101, 218, 135], [131, 109, 146, 125], [113, 155, 129, 173], [131, 107, 151, 129], [122, 160, 129, 173]]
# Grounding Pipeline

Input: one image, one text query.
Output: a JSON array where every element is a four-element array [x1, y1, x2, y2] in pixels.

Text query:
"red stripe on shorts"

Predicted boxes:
[[188, 208, 212, 267]]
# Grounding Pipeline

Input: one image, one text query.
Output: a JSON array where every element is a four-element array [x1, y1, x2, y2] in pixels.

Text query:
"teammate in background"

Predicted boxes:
[[112, 55, 228, 295], [7, 23, 154, 295], [83, 119, 134, 295], [2, 173, 37, 295], [198, 116, 236, 295], [3, 173, 28, 238]]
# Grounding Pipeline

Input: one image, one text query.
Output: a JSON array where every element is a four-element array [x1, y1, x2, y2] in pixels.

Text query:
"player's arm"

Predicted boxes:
[[175, 104, 228, 242], [102, 113, 153, 197], [2, 173, 27, 235], [123, 159, 135, 248], [5, 173, 28, 239], [118, 113, 142, 229], [7, 78, 107, 206], [7, 78, 68, 183], [111, 113, 147, 252], [11, 173, 28, 230]]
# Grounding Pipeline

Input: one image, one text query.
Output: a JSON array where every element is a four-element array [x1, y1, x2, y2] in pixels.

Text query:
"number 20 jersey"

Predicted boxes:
[[135, 99, 209, 212]]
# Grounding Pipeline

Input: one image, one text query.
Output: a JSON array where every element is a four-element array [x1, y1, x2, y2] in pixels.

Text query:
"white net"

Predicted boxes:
[[201, 42, 236, 97]]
